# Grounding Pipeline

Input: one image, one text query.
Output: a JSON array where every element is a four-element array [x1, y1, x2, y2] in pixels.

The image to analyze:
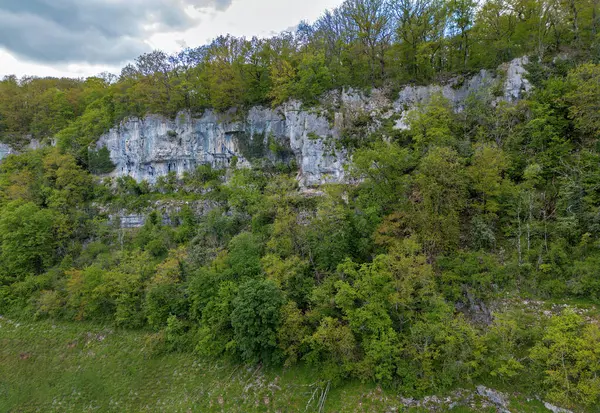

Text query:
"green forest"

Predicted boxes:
[[1, 0, 600, 411]]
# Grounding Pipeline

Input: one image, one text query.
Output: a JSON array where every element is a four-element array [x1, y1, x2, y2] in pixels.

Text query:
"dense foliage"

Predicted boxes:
[[1, 0, 600, 411]]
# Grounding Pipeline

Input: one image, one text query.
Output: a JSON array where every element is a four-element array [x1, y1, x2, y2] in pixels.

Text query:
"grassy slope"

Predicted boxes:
[[0, 317, 554, 413]]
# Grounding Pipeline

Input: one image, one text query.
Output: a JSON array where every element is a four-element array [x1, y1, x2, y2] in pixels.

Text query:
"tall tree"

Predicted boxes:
[[345, 0, 394, 84], [391, 0, 448, 79], [448, 0, 478, 69]]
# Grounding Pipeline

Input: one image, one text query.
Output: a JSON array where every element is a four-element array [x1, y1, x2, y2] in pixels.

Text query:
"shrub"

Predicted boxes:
[[145, 282, 187, 330]]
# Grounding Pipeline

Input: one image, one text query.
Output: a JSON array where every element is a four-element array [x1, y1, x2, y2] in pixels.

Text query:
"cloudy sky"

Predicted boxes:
[[0, 0, 345, 78]]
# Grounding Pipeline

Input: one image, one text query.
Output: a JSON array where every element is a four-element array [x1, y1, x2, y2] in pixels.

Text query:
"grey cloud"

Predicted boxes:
[[0, 0, 233, 65], [188, 0, 233, 11]]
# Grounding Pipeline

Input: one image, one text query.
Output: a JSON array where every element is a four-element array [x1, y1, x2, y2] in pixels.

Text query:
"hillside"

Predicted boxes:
[[1, 1, 600, 412]]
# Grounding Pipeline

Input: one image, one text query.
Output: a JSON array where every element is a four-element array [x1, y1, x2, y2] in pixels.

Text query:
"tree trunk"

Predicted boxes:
[[593, 0, 599, 37]]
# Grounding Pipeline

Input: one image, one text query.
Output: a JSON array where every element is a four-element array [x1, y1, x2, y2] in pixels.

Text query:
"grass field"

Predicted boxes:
[[0, 317, 560, 412]]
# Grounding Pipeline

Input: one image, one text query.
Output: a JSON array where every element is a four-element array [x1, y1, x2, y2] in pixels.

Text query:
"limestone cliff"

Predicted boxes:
[[92, 57, 528, 186], [97, 103, 344, 187]]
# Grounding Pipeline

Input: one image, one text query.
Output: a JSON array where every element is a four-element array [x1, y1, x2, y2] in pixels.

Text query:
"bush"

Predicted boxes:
[[145, 282, 187, 330], [146, 315, 194, 355], [303, 317, 358, 383], [397, 306, 481, 394], [196, 281, 238, 357]]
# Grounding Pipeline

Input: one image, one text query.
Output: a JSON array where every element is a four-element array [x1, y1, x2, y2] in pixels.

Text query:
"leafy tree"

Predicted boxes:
[[42, 150, 93, 211], [569, 254, 600, 299], [350, 140, 415, 215], [447, 0, 478, 70], [145, 249, 188, 329], [345, 0, 393, 85], [406, 93, 457, 153], [88, 147, 116, 175], [304, 316, 358, 382], [226, 232, 263, 279], [468, 143, 509, 216], [471, 0, 520, 67], [196, 281, 238, 357], [262, 254, 313, 305], [230, 279, 285, 363], [413, 146, 467, 255], [530, 309, 600, 408], [334, 257, 400, 382], [0, 201, 65, 279], [398, 308, 481, 394], [277, 300, 311, 366], [269, 59, 297, 106], [293, 51, 333, 104], [566, 64, 600, 141], [391, 0, 448, 80], [306, 191, 355, 271], [481, 311, 531, 382]]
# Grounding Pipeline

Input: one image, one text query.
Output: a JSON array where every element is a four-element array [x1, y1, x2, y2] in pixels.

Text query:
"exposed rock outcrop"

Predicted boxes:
[[476, 386, 511, 413], [543, 401, 574, 413], [0, 142, 14, 162], [0, 139, 46, 162], [92, 58, 530, 186], [105, 199, 216, 229]]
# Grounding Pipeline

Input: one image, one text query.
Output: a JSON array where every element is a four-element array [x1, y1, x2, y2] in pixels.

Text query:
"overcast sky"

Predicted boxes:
[[0, 0, 345, 79]]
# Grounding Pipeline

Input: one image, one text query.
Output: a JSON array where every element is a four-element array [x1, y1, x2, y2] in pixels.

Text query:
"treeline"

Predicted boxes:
[[2, 56, 600, 409], [1, 0, 599, 160]]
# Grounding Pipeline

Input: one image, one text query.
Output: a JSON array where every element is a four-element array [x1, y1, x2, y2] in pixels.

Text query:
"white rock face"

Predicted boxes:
[[0, 138, 45, 162], [98, 104, 345, 187], [97, 58, 531, 187], [0, 143, 14, 162], [503, 57, 532, 101]]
